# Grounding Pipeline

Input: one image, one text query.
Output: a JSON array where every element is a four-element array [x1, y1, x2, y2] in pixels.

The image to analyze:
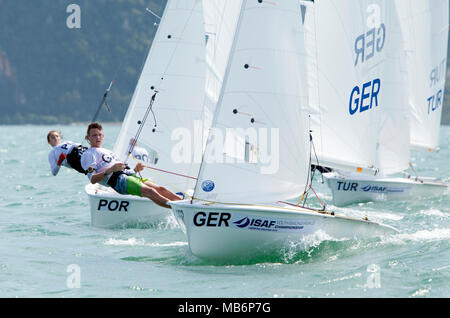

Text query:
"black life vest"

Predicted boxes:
[[66, 145, 88, 175]]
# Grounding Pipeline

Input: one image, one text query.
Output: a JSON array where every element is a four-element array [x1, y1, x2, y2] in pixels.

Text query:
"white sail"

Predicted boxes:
[[201, 0, 243, 157], [395, 0, 449, 152], [193, 0, 310, 204], [372, 0, 410, 176], [113, 0, 206, 193], [304, 0, 409, 174]]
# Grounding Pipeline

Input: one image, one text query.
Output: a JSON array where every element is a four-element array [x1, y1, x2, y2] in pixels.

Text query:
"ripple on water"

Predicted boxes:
[[5, 224, 72, 237]]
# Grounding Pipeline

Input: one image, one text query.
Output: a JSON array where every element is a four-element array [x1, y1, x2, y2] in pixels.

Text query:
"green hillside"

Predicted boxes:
[[0, 0, 166, 124], [0, 0, 449, 125]]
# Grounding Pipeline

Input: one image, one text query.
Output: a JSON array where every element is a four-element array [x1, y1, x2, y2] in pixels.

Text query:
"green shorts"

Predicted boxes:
[[125, 175, 144, 196], [114, 174, 145, 196]]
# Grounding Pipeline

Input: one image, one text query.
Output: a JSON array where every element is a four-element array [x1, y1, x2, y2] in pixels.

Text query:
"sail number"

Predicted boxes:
[[349, 79, 381, 115], [427, 60, 446, 115], [354, 23, 385, 66], [97, 199, 129, 212], [427, 89, 443, 114]]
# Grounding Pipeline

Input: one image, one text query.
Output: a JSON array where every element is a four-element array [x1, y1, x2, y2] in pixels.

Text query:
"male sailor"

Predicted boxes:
[[47, 130, 87, 176], [80, 122, 181, 209]]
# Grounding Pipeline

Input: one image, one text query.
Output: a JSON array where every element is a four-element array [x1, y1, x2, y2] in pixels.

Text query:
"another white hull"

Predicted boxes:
[[85, 184, 171, 228], [169, 200, 398, 260], [323, 172, 448, 206]]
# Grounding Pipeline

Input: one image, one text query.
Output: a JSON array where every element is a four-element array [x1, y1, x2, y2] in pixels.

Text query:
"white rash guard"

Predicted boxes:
[[81, 147, 124, 186], [48, 141, 82, 176]]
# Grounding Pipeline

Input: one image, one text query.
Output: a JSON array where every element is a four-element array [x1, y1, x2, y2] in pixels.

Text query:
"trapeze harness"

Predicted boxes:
[[105, 165, 134, 190], [66, 145, 88, 175]]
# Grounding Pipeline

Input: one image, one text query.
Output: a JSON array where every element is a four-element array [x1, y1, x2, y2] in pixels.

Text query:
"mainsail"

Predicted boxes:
[[396, 0, 449, 152], [194, 0, 310, 204], [113, 0, 206, 193], [201, 0, 243, 160], [304, 0, 409, 175], [372, 0, 410, 176]]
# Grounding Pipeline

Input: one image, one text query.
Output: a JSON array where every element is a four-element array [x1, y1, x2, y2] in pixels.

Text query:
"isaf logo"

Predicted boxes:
[[233, 217, 276, 229], [362, 185, 387, 193], [201, 180, 215, 192]]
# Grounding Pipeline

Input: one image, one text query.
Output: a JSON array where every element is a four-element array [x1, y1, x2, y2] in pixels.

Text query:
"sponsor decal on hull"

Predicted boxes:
[[334, 181, 407, 194], [192, 211, 315, 234]]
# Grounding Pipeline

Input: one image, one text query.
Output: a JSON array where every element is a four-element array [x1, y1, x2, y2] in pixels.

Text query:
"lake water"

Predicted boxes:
[[0, 125, 449, 298]]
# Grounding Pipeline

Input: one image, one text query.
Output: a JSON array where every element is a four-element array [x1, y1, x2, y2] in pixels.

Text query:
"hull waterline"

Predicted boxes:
[[169, 200, 398, 260], [323, 172, 448, 206]]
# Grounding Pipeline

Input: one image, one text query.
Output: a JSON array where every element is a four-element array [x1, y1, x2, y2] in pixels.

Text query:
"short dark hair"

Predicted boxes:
[[87, 122, 103, 136]]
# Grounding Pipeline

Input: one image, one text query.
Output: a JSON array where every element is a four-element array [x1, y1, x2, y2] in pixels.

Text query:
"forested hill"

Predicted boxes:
[[0, 0, 450, 124], [0, 0, 166, 124]]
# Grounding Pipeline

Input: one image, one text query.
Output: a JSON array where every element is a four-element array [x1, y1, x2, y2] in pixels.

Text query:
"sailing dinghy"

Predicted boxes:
[[86, 0, 207, 228], [169, 0, 397, 260], [323, 0, 449, 206]]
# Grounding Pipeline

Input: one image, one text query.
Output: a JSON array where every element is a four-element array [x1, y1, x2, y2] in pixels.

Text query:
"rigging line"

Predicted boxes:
[[146, 7, 161, 20], [300, 117, 313, 206], [143, 163, 198, 181], [91, 80, 114, 123], [309, 185, 326, 210], [126, 154, 195, 199], [82, 80, 114, 147], [408, 161, 423, 183], [125, 91, 158, 164], [302, 133, 326, 210], [310, 128, 324, 184]]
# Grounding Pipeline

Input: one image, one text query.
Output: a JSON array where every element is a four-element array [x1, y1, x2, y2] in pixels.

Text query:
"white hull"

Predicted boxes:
[[85, 184, 170, 228], [169, 200, 397, 260], [323, 172, 448, 206]]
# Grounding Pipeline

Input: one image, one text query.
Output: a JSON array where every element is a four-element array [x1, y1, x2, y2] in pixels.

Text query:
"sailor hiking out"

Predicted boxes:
[[81, 122, 181, 209], [47, 130, 87, 176]]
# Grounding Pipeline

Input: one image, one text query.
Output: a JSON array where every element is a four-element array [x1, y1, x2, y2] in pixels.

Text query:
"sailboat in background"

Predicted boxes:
[[322, 0, 449, 206], [169, 0, 397, 261], [85, 0, 207, 228], [303, 0, 384, 176]]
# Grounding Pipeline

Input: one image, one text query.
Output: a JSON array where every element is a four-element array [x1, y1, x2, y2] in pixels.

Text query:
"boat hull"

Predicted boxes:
[[323, 172, 448, 206], [169, 200, 397, 260], [85, 184, 170, 228]]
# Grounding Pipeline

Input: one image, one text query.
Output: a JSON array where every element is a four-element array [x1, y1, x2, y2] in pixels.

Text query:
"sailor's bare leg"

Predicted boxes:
[[140, 185, 172, 209], [144, 181, 182, 201]]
